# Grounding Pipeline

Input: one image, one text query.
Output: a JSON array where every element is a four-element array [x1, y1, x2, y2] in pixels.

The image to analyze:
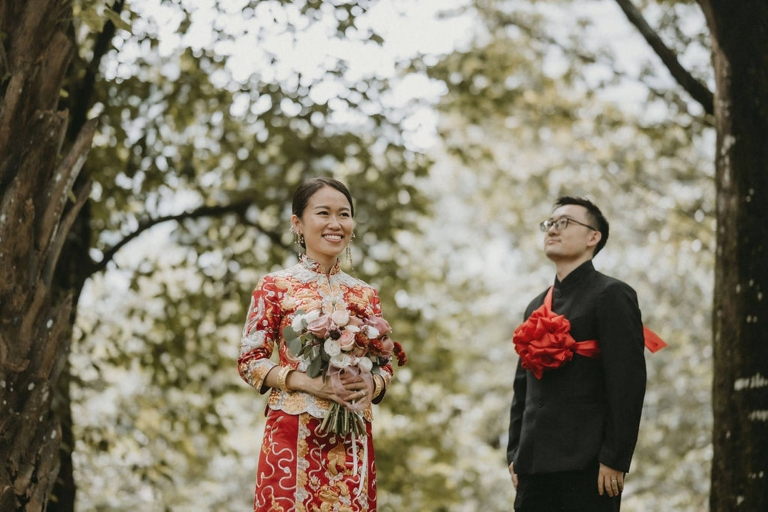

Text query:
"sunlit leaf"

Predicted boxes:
[[79, 6, 104, 33], [104, 9, 131, 33]]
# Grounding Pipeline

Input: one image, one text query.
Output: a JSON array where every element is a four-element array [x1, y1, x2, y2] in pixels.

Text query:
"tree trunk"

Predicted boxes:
[[0, 0, 95, 509], [698, 1, 768, 510]]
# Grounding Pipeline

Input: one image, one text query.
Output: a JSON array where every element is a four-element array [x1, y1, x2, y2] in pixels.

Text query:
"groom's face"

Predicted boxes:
[[543, 204, 601, 262]]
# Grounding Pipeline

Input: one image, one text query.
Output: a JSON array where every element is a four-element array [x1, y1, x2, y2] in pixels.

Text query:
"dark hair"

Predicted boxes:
[[292, 177, 354, 217], [292, 178, 354, 249], [554, 196, 609, 256]]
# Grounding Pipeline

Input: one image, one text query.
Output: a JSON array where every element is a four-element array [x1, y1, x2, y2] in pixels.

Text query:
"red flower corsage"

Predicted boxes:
[[513, 304, 577, 379]]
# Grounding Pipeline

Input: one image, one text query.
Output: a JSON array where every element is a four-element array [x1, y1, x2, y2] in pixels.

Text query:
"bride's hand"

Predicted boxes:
[[287, 372, 363, 405], [336, 371, 373, 407]]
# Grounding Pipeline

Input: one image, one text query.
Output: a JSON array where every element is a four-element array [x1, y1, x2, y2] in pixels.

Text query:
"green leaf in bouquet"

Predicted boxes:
[[300, 342, 314, 358], [307, 356, 323, 378], [282, 325, 298, 341], [287, 336, 302, 356]]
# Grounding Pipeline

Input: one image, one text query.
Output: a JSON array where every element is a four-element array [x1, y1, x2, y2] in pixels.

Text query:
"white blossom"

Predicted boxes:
[[357, 357, 373, 372], [330, 353, 351, 368], [291, 314, 305, 332], [324, 339, 341, 357]]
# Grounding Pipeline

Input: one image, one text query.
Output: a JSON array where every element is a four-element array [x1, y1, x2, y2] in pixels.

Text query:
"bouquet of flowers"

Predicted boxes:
[[283, 305, 406, 436]]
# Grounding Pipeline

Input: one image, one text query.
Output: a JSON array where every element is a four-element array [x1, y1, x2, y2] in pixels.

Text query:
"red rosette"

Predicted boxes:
[[513, 304, 577, 379]]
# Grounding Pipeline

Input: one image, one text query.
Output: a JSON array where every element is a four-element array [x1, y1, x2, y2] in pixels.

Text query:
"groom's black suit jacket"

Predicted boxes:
[[507, 261, 647, 474]]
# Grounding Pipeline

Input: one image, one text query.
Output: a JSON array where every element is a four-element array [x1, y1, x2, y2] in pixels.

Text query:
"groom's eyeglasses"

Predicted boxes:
[[539, 217, 598, 232]]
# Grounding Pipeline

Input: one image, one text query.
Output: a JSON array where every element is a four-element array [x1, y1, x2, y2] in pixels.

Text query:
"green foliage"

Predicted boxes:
[[407, 0, 715, 509], [68, 0, 442, 509], [67, 0, 717, 510]]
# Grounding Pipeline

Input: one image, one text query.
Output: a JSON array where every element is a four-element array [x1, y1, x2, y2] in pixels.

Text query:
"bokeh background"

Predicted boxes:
[[66, 0, 713, 509]]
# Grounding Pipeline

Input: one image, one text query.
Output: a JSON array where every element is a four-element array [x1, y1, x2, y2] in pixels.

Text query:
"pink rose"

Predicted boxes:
[[338, 329, 356, 351], [331, 310, 350, 327], [307, 314, 332, 338], [367, 316, 391, 337], [347, 316, 364, 328]]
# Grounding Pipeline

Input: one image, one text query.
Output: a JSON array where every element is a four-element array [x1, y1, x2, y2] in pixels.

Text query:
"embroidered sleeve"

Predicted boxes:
[[371, 289, 396, 401], [237, 276, 284, 393]]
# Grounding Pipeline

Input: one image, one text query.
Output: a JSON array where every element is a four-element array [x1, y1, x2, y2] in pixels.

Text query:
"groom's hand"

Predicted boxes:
[[508, 462, 518, 489], [598, 463, 624, 497]]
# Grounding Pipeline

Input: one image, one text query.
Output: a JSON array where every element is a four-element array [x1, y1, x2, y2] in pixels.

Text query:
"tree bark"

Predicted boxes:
[[697, 1, 768, 510], [0, 1, 95, 509]]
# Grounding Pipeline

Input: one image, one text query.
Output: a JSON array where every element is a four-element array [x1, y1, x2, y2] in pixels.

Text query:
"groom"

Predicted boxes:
[[507, 196, 647, 511]]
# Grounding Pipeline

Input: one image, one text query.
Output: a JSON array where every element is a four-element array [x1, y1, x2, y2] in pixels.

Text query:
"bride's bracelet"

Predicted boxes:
[[372, 375, 384, 399], [276, 366, 293, 391]]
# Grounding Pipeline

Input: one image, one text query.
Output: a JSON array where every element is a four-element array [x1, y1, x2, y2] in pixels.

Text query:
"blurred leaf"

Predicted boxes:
[[79, 5, 104, 32], [104, 9, 131, 33]]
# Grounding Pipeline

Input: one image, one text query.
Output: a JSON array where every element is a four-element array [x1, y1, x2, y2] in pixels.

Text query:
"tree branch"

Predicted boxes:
[[614, 0, 714, 115], [69, 0, 125, 139], [88, 200, 287, 276], [493, 13, 644, 91], [497, 15, 599, 66]]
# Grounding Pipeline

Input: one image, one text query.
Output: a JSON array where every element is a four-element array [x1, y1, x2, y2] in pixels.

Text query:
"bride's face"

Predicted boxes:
[[292, 186, 354, 266]]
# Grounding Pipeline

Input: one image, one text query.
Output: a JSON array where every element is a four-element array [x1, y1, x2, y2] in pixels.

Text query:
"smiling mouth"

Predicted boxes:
[[323, 234, 344, 242]]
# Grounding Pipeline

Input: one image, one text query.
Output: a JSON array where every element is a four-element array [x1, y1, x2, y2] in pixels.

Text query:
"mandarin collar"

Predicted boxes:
[[300, 254, 342, 276], [554, 260, 595, 292]]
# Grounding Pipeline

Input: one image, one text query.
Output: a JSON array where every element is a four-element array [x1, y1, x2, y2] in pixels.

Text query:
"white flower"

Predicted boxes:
[[291, 314, 305, 332], [324, 339, 341, 357], [304, 310, 321, 323], [357, 357, 373, 372], [345, 325, 361, 333], [330, 353, 352, 368], [365, 326, 380, 339]]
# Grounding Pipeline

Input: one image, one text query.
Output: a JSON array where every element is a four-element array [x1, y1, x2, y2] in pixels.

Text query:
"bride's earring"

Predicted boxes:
[[346, 232, 356, 270], [291, 226, 305, 250]]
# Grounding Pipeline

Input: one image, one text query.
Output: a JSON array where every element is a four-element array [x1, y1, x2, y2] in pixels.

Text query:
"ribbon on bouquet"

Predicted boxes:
[[326, 363, 374, 493]]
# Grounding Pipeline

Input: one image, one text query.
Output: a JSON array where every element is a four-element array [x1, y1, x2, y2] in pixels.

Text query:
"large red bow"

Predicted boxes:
[[513, 287, 667, 379]]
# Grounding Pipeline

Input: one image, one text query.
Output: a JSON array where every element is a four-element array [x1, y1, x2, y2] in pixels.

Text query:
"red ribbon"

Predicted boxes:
[[642, 326, 668, 353], [513, 287, 667, 379]]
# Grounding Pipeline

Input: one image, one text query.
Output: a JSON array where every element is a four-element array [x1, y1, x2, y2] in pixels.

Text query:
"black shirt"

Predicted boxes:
[[507, 260, 647, 474]]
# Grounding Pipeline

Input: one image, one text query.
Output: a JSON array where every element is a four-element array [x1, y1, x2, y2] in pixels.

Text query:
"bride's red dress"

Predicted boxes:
[[238, 256, 392, 511]]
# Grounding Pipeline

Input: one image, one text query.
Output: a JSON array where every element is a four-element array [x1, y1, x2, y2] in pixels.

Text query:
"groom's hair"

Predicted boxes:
[[554, 196, 609, 256]]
